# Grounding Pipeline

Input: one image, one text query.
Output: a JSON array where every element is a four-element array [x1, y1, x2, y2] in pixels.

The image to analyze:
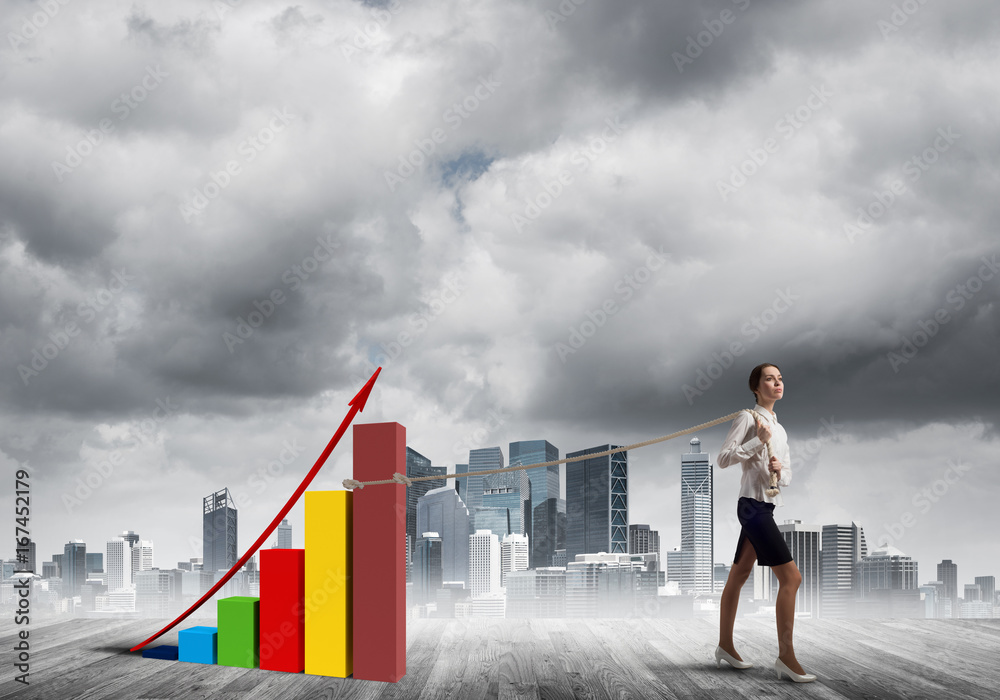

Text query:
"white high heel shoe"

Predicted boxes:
[[714, 645, 753, 669], [774, 656, 816, 682]]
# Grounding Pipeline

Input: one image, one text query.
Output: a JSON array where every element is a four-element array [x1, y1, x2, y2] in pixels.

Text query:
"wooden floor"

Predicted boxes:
[[1, 615, 998, 699]]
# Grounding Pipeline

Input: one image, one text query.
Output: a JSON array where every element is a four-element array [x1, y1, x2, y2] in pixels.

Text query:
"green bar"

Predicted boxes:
[[217, 596, 260, 668]]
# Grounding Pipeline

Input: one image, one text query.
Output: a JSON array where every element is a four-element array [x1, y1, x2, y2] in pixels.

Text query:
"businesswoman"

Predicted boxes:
[[713, 363, 816, 683]]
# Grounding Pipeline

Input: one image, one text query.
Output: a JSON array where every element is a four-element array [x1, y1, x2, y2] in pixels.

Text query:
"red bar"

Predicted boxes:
[[259, 548, 305, 672], [352, 422, 406, 682]]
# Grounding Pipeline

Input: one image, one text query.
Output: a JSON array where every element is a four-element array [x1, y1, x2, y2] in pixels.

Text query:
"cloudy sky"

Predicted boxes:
[[1, 0, 998, 595]]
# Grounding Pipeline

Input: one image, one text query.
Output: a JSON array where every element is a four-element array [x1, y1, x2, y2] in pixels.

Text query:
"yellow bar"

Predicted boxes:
[[304, 490, 352, 677]]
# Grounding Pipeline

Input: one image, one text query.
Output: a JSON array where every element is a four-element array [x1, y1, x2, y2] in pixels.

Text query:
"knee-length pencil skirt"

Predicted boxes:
[[734, 496, 793, 567]]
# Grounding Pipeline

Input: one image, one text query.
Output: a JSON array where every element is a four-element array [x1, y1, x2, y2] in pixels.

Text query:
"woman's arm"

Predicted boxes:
[[717, 411, 766, 469]]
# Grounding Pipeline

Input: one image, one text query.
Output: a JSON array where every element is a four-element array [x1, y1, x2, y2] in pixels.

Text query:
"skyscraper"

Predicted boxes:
[[120, 530, 140, 548], [203, 488, 238, 573], [679, 437, 713, 593], [63, 540, 87, 597], [469, 529, 501, 597], [405, 446, 446, 570], [565, 444, 628, 560], [776, 520, 821, 616], [454, 463, 468, 497], [132, 540, 154, 576], [509, 439, 560, 554], [416, 485, 471, 586], [413, 533, 443, 604], [106, 537, 132, 592], [500, 533, 529, 587], [531, 497, 566, 568], [820, 522, 867, 618], [937, 559, 958, 616], [466, 447, 504, 531], [276, 519, 292, 548], [628, 524, 661, 559], [477, 471, 527, 537]]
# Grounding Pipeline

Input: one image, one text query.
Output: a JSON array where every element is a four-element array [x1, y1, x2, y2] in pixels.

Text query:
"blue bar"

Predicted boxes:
[[179, 626, 218, 664], [142, 645, 179, 660]]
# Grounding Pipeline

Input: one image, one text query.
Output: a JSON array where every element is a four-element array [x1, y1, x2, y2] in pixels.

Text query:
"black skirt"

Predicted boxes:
[[734, 496, 793, 567]]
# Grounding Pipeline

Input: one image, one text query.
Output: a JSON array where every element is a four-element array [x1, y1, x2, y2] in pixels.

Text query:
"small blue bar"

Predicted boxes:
[[142, 645, 179, 660], [179, 626, 218, 664]]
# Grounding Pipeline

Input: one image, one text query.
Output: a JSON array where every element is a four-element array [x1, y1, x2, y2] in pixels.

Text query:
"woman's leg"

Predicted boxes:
[[718, 537, 756, 659], [772, 560, 804, 674]]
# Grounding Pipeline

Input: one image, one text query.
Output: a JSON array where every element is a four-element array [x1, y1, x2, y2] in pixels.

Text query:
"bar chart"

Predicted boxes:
[[139, 421, 406, 682]]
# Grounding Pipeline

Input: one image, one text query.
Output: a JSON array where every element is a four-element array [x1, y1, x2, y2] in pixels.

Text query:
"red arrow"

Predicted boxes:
[[129, 367, 382, 652]]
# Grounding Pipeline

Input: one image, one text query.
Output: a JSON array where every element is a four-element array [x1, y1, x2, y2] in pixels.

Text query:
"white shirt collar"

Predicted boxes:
[[754, 403, 777, 421]]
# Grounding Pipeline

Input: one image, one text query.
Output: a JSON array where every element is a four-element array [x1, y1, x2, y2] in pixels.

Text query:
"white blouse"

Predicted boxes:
[[717, 402, 792, 506]]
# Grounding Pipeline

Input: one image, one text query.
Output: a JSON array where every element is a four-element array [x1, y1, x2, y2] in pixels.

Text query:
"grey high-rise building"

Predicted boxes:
[[565, 444, 628, 560], [477, 471, 528, 536], [466, 447, 504, 531], [276, 519, 292, 549], [820, 522, 867, 618], [510, 440, 560, 551], [405, 446, 447, 573], [628, 524, 660, 560], [203, 488, 238, 573], [532, 497, 566, 568], [63, 540, 87, 597], [776, 520, 821, 615], [937, 560, 958, 617], [858, 545, 918, 596], [454, 463, 468, 497], [416, 485, 471, 586], [681, 437, 713, 593], [413, 533, 443, 604], [20, 540, 37, 574], [85, 552, 103, 574], [974, 576, 995, 607], [120, 530, 140, 547]]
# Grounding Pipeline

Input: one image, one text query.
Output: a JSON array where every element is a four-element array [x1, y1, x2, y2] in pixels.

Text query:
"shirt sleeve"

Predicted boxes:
[[778, 436, 792, 486], [717, 411, 766, 469]]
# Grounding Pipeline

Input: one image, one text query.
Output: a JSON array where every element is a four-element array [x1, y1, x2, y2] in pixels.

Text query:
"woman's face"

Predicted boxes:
[[756, 366, 783, 403]]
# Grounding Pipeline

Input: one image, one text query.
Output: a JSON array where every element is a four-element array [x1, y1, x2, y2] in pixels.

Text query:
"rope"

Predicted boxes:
[[341, 408, 778, 491]]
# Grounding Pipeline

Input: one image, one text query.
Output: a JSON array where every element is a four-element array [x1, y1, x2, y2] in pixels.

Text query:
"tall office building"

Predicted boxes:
[[629, 524, 661, 559], [405, 446, 447, 575], [63, 540, 87, 597], [510, 440, 560, 554], [776, 520, 821, 616], [416, 485, 471, 586], [532, 497, 566, 568], [937, 560, 958, 616], [858, 545, 918, 594], [477, 471, 528, 536], [85, 552, 103, 574], [106, 537, 132, 591], [820, 522, 867, 618], [20, 540, 36, 574], [203, 488, 238, 573], [454, 463, 468, 497], [466, 447, 504, 531], [974, 576, 995, 608], [500, 532, 529, 587], [135, 569, 174, 617], [678, 437, 713, 593], [565, 444, 628, 560], [275, 519, 292, 548], [120, 530, 140, 547], [132, 540, 154, 576], [469, 529, 501, 598], [413, 533, 443, 604]]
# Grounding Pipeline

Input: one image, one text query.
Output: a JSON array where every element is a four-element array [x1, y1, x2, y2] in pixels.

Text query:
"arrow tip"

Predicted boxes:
[[349, 366, 381, 413]]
